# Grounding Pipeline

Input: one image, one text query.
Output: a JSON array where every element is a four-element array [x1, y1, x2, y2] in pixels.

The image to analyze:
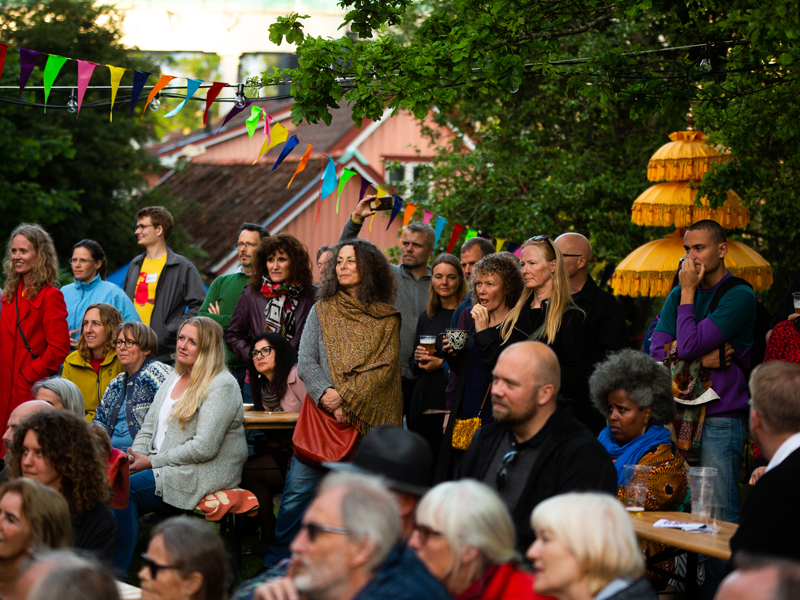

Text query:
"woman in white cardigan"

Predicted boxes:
[[112, 316, 248, 578]]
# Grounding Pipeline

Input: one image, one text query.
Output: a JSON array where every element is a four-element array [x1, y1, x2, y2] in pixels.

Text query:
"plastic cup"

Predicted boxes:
[[793, 292, 800, 315], [706, 503, 724, 534], [689, 466, 718, 518], [623, 464, 652, 514]]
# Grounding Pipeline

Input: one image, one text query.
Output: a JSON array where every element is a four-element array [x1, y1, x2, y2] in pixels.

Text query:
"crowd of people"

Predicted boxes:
[[0, 199, 799, 600]]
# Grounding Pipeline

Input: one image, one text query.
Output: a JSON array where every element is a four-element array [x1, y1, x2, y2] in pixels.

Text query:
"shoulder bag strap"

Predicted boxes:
[[16, 294, 39, 360]]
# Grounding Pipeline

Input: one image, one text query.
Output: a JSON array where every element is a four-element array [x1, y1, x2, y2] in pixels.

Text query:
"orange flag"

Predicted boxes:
[[402, 203, 418, 228], [141, 74, 176, 119], [288, 144, 313, 188]]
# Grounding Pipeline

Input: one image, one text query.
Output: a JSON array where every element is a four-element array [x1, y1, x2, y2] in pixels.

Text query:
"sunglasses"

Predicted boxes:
[[140, 554, 181, 579], [413, 522, 444, 546], [496, 450, 519, 491], [300, 522, 350, 542], [528, 234, 556, 254]]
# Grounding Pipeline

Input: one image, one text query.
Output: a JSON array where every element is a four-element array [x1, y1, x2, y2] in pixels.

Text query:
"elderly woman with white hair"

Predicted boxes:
[[526, 492, 656, 600], [31, 377, 84, 417], [409, 480, 547, 600]]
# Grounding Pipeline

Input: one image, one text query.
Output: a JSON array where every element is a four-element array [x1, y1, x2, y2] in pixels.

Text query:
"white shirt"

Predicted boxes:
[[765, 431, 800, 473], [153, 376, 183, 452]]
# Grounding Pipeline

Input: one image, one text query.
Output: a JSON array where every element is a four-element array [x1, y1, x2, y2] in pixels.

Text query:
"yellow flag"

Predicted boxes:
[[107, 65, 126, 122], [253, 123, 290, 164]]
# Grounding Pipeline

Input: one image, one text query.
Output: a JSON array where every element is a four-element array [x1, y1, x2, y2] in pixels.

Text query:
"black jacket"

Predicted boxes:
[[730, 445, 800, 561], [572, 276, 629, 365], [459, 407, 617, 553]]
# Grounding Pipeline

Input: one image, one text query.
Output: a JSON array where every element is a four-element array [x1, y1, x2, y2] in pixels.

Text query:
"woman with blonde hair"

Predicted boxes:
[[477, 236, 597, 432], [62, 303, 125, 420], [114, 316, 248, 578], [526, 492, 655, 600], [0, 224, 70, 442]]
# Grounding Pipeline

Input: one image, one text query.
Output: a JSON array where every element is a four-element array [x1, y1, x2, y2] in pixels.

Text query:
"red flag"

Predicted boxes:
[[203, 82, 226, 126], [445, 223, 466, 254]]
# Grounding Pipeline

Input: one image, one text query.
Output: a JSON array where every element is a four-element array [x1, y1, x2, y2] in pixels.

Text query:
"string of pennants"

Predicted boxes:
[[0, 40, 525, 255]]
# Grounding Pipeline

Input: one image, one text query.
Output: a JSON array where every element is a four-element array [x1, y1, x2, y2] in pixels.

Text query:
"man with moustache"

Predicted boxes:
[[459, 341, 616, 553], [200, 223, 270, 400]]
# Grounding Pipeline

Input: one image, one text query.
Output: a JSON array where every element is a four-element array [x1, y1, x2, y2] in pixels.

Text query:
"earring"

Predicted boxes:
[[258, 373, 262, 379]]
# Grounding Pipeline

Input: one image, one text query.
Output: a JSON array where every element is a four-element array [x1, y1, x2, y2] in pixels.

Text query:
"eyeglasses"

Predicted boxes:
[[495, 450, 519, 491], [140, 554, 180, 579], [413, 522, 444, 545], [114, 339, 138, 348], [251, 346, 273, 359], [300, 522, 350, 542], [134, 224, 153, 232], [235, 242, 259, 250], [69, 258, 94, 265]]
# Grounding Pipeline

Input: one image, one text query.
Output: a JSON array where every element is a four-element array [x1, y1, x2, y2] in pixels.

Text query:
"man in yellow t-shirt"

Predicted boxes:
[[123, 206, 206, 364]]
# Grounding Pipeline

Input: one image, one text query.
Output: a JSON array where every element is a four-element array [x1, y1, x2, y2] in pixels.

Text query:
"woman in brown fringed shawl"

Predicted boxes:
[[298, 239, 402, 435]]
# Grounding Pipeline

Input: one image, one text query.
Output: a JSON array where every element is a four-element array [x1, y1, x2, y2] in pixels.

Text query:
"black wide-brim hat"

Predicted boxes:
[[323, 425, 433, 497]]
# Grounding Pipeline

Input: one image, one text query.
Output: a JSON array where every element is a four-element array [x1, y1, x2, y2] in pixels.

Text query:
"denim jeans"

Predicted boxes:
[[699, 416, 747, 524], [112, 470, 170, 579], [262, 456, 325, 568]]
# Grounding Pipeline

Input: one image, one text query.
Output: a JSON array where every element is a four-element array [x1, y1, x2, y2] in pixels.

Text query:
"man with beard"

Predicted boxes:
[[459, 341, 616, 553]]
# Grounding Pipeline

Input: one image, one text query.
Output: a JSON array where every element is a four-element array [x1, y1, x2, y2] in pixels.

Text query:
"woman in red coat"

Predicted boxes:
[[0, 224, 70, 445]]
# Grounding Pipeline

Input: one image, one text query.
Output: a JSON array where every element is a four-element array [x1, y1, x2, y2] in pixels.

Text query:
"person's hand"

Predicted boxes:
[[679, 257, 703, 292], [69, 330, 79, 348], [333, 406, 347, 424], [420, 357, 442, 372], [701, 343, 734, 369], [207, 301, 220, 315], [442, 412, 450, 433], [320, 388, 343, 413], [442, 338, 456, 355], [128, 450, 152, 474], [414, 345, 431, 366], [789, 313, 799, 321], [254, 576, 300, 600], [351, 195, 377, 223], [749, 466, 766, 485], [472, 305, 490, 332]]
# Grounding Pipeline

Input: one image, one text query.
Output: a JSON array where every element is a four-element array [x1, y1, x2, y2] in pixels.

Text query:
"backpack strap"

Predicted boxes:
[[15, 295, 39, 360], [708, 276, 752, 375]]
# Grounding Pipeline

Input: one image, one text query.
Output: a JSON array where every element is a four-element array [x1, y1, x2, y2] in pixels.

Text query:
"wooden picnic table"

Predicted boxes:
[[629, 511, 737, 561], [243, 410, 299, 430]]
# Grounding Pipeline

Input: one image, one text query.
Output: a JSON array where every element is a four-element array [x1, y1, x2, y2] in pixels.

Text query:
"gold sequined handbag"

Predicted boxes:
[[451, 385, 491, 451]]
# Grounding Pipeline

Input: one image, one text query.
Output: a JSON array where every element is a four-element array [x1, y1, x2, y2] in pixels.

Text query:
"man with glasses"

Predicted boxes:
[[123, 206, 206, 365], [199, 223, 269, 399], [242, 472, 449, 600], [459, 341, 616, 553], [554, 232, 628, 364]]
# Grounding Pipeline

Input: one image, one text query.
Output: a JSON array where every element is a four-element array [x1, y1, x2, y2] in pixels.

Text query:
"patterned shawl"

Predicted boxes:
[[261, 278, 303, 341], [316, 291, 403, 435]]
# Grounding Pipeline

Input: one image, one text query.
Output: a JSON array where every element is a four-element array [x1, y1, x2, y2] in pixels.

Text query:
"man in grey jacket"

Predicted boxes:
[[340, 196, 433, 417], [123, 206, 206, 364]]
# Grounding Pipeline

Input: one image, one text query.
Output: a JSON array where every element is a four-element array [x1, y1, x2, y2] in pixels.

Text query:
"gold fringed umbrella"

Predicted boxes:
[[611, 229, 773, 298], [647, 130, 731, 182], [631, 182, 750, 229]]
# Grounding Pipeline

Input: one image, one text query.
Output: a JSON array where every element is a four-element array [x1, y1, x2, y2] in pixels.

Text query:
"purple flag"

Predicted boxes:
[[19, 48, 41, 99]]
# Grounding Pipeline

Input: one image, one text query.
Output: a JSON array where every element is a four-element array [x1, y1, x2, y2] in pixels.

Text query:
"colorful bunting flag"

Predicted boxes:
[[358, 179, 370, 203], [288, 144, 313, 188], [253, 122, 289, 164], [422, 210, 434, 225], [246, 105, 262, 139], [385, 195, 404, 233], [335, 169, 356, 214], [0, 44, 7, 81], [42, 55, 69, 112], [402, 203, 418, 228], [164, 78, 203, 118], [319, 157, 338, 201], [129, 71, 152, 119], [76, 60, 98, 117], [514, 247, 523, 258], [142, 74, 176, 119], [107, 65, 126, 122], [18, 48, 41, 99], [272, 135, 299, 172], [376, 186, 388, 198], [216, 101, 250, 135], [495, 238, 506, 253], [433, 216, 448, 248], [203, 82, 226, 126], [507, 242, 519, 254], [465, 228, 478, 241], [445, 224, 466, 254]]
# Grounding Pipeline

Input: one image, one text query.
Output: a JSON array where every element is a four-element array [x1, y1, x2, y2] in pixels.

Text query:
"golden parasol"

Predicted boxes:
[[611, 229, 773, 298], [647, 129, 731, 182], [631, 182, 749, 229]]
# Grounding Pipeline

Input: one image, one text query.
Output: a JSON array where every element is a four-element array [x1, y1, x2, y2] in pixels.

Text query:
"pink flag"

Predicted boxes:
[[76, 60, 98, 117], [422, 210, 434, 225]]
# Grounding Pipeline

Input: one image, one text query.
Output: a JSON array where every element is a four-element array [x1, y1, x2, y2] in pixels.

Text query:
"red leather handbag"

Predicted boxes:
[[292, 394, 359, 467]]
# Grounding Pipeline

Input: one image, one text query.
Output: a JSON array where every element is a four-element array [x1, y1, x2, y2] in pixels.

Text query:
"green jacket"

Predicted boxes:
[[199, 270, 250, 368]]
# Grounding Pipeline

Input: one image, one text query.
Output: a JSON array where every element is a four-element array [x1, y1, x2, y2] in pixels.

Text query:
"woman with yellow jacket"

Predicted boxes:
[[62, 303, 124, 420]]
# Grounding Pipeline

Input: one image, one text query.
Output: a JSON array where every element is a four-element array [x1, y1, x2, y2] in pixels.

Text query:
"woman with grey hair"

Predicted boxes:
[[409, 480, 544, 599], [31, 377, 84, 416]]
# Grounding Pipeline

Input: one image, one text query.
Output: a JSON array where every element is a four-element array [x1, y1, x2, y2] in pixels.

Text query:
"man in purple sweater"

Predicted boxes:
[[649, 220, 756, 525]]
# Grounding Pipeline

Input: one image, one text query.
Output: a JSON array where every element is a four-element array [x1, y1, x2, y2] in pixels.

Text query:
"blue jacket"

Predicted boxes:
[[62, 275, 140, 333], [354, 543, 450, 600]]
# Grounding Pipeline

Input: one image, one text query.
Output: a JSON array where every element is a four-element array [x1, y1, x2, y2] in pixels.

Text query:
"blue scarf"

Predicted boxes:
[[598, 425, 672, 487]]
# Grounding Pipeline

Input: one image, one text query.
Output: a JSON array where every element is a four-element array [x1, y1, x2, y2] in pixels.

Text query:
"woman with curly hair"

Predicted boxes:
[[436, 253, 524, 480], [225, 232, 316, 362], [9, 410, 116, 560], [590, 349, 689, 585], [61, 303, 125, 420], [0, 224, 70, 445]]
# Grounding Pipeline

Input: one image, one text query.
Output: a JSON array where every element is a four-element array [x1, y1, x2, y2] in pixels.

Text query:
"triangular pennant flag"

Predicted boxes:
[[203, 82, 226, 126], [384, 195, 404, 233], [465, 228, 478, 241], [142, 74, 176, 119], [288, 144, 313, 188], [445, 223, 466, 254], [315, 157, 325, 233], [0, 44, 8, 81], [42, 55, 69, 112], [507, 242, 519, 254], [495, 238, 506, 253], [107, 65, 126, 122], [402, 203, 418, 228], [129, 70, 152, 119], [514, 247, 523, 258], [376, 186, 388, 198], [434, 216, 448, 248], [18, 48, 41, 99], [422, 209, 434, 225], [335, 169, 357, 213], [264, 113, 273, 142], [319, 157, 339, 201], [164, 78, 203, 118], [253, 122, 289, 164], [272, 135, 300, 172], [216, 101, 250, 135], [76, 60, 98, 117], [246, 105, 262, 139], [359, 179, 370, 203]]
